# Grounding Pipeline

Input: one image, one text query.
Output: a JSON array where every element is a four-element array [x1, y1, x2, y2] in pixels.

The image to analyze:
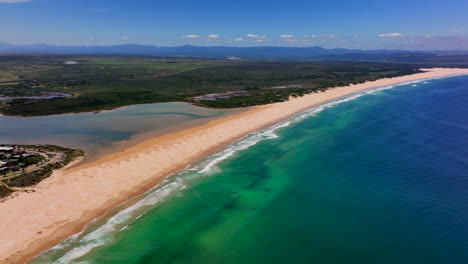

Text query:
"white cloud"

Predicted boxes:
[[182, 34, 199, 39], [233, 38, 244, 41], [121, 36, 129, 40], [246, 33, 268, 41], [305, 34, 337, 39], [280, 34, 294, 38], [319, 34, 338, 39], [378, 32, 405, 38], [0, 0, 32, 2], [208, 34, 220, 38]]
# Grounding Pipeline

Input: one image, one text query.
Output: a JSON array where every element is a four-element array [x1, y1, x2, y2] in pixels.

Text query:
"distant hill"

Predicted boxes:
[[312, 53, 468, 65], [1, 42, 468, 59]]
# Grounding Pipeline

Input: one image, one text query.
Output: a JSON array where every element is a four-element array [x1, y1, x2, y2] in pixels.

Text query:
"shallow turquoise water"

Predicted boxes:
[[33, 75, 468, 264]]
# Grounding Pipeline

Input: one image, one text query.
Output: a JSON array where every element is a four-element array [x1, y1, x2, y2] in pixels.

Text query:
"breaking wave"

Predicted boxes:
[[31, 79, 433, 264]]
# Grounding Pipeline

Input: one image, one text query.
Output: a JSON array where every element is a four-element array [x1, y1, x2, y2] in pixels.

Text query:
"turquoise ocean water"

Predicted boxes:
[[32, 75, 468, 264]]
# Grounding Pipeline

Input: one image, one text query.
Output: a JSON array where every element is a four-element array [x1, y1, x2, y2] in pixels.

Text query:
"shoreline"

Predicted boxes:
[[0, 102, 244, 164], [1, 68, 467, 264], [0, 100, 239, 118]]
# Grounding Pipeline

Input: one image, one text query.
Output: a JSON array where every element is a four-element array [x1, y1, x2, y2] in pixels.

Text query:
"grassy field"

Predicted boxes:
[[0, 54, 420, 116]]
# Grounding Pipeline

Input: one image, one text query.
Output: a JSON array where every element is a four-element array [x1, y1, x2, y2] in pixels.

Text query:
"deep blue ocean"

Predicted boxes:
[[32, 75, 468, 264]]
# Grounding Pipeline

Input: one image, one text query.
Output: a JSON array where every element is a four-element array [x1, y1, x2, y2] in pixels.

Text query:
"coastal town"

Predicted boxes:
[[1, 145, 49, 175], [0, 144, 84, 198]]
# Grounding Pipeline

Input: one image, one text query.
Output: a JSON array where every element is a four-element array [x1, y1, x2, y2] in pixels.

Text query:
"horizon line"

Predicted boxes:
[[2, 42, 468, 52]]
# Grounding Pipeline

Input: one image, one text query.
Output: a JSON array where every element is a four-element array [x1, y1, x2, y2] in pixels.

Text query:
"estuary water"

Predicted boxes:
[[33, 75, 468, 264], [0, 102, 239, 161]]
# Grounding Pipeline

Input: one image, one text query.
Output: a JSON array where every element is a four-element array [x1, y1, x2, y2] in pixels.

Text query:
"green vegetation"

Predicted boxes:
[[0, 54, 420, 116], [0, 144, 85, 198], [22, 155, 45, 166]]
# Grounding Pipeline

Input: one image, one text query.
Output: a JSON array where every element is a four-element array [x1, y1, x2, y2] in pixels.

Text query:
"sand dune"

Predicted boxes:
[[1, 68, 467, 264]]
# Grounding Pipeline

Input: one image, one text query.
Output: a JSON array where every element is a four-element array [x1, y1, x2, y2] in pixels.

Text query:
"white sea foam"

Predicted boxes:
[[194, 91, 376, 175], [38, 180, 187, 264], [197, 122, 288, 174], [35, 78, 431, 263]]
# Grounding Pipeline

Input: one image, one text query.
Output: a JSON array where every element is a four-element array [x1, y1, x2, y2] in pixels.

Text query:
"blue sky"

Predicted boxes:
[[1, 0, 467, 50]]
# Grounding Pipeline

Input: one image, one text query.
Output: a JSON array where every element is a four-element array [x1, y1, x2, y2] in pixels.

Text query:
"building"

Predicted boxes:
[[0, 147, 13, 153]]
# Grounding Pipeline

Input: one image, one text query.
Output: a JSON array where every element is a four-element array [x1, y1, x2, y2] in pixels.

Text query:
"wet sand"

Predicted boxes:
[[1, 68, 467, 264]]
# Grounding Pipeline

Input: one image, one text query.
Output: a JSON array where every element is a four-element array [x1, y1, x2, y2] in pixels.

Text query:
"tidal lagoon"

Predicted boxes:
[[0, 102, 240, 161]]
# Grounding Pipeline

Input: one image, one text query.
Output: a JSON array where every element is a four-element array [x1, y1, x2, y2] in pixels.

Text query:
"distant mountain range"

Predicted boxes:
[[1, 42, 468, 59]]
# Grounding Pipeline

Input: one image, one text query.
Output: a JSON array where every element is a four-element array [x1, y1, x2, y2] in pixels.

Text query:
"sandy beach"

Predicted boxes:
[[1, 68, 467, 264]]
